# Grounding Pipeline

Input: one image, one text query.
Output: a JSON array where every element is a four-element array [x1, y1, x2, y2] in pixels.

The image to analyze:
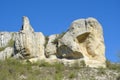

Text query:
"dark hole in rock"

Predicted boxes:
[[77, 32, 90, 43], [56, 45, 83, 59]]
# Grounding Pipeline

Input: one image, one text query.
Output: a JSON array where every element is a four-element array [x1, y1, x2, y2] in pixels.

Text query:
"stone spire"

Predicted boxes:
[[21, 16, 34, 32]]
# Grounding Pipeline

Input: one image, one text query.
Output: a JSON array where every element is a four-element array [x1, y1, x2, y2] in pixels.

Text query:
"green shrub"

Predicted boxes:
[[54, 72, 63, 80], [44, 36, 49, 48], [106, 60, 120, 71], [54, 62, 65, 71], [106, 60, 111, 68], [97, 68, 106, 75], [69, 72, 76, 79], [0, 47, 6, 52], [44, 36, 50, 57], [80, 60, 86, 67], [7, 39, 14, 47]]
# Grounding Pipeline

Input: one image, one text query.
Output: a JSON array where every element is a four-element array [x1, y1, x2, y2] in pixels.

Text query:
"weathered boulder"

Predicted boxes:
[[85, 18, 106, 67], [45, 34, 59, 59], [14, 16, 46, 60], [0, 32, 14, 60], [0, 32, 13, 48], [0, 47, 14, 60], [56, 18, 106, 68]]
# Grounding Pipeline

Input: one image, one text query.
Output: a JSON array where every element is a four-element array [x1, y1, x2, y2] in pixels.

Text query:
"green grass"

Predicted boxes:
[[53, 62, 65, 71], [38, 60, 53, 67], [69, 72, 76, 79], [97, 68, 106, 75], [0, 59, 119, 80], [0, 59, 32, 80], [0, 59, 66, 80], [54, 72, 63, 80], [106, 60, 120, 71]]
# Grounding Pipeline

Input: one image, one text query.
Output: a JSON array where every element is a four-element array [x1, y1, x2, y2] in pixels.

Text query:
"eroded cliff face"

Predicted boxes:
[[0, 16, 106, 68], [14, 17, 45, 61]]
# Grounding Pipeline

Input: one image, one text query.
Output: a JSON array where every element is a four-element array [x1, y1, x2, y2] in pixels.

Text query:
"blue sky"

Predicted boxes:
[[0, 0, 120, 62]]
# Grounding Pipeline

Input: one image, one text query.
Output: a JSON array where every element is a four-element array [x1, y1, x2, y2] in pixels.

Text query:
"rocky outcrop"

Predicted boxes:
[[0, 16, 46, 61], [45, 34, 59, 59], [0, 47, 14, 60], [0, 16, 106, 68], [0, 32, 13, 48], [58, 18, 106, 68], [0, 32, 14, 60], [14, 16, 46, 61], [45, 18, 106, 68]]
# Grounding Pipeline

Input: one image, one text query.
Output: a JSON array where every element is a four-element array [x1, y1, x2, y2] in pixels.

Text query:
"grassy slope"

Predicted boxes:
[[0, 59, 120, 80]]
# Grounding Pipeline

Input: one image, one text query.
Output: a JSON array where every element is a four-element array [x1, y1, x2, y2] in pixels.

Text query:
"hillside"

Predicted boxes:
[[0, 59, 120, 80]]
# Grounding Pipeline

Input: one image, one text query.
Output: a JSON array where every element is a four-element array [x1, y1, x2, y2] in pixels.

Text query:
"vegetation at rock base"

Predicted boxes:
[[44, 36, 49, 58], [0, 59, 119, 80], [44, 36, 49, 48], [7, 38, 14, 47], [106, 60, 120, 71], [69, 72, 76, 79], [0, 47, 6, 52]]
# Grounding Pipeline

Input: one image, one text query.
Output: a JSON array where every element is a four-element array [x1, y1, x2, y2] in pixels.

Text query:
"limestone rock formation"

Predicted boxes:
[[46, 18, 106, 68], [0, 32, 14, 60], [0, 32, 13, 48], [57, 18, 106, 68], [0, 16, 106, 68], [0, 47, 14, 60], [45, 34, 59, 59], [14, 16, 46, 60]]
